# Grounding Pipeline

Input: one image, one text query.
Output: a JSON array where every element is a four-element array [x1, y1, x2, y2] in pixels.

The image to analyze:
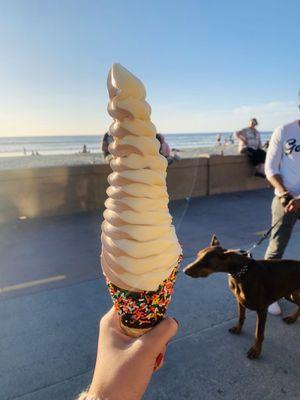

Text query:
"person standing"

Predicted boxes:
[[236, 118, 266, 178], [264, 118, 300, 315]]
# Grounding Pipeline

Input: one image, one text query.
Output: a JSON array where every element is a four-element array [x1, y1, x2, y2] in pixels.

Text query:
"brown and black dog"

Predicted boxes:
[[183, 235, 300, 359]]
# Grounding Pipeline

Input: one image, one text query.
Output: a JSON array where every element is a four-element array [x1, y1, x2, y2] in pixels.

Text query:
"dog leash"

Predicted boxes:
[[231, 218, 284, 279], [245, 216, 283, 255], [175, 156, 200, 233]]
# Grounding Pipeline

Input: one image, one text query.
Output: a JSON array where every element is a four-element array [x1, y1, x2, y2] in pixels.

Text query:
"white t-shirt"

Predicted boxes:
[[265, 120, 300, 197], [236, 128, 261, 152]]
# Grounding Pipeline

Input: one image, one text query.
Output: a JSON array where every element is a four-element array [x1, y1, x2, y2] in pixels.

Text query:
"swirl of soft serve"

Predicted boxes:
[[101, 63, 181, 291]]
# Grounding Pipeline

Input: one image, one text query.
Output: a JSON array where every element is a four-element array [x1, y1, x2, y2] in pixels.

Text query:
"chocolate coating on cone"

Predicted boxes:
[[106, 257, 181, 330]]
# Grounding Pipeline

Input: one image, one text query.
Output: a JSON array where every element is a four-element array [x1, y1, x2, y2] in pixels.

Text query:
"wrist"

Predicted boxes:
[[86, 385, 134, 400], [87, 383, 143, 400], [77, 391, 105, 400], [278, 190, 289, 198], [85, 390, 140, 400]]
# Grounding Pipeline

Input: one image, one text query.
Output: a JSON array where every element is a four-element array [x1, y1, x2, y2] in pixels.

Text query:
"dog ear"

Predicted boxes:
[[210, 234, 220, 246]]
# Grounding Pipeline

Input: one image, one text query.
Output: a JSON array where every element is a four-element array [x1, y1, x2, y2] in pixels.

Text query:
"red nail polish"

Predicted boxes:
[[173, 318, 179, 326], [154, 353, 163, 370]]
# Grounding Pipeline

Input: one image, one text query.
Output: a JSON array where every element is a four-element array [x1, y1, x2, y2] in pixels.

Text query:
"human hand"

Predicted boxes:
[[279, 191, 293, 208], [285, 198, 300, 213], [236, 133, 246, 145], [85, 308, 179, 400]]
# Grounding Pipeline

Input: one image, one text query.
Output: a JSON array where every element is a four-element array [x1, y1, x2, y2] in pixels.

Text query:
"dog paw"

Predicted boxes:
[[283, 316, 297, 324], [247, 347, 261, 359], [228, 326, 242, 335]]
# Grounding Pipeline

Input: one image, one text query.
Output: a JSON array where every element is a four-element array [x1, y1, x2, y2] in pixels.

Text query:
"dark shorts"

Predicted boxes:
[[241, 147, 266, 166]]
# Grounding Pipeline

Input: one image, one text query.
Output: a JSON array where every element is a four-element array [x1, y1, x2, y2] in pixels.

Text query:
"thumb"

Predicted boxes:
[[141, 317, 179, 353]]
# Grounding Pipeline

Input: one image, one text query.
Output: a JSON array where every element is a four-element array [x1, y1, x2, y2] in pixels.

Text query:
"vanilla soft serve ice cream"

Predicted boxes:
[[101, 63, 181, 293]]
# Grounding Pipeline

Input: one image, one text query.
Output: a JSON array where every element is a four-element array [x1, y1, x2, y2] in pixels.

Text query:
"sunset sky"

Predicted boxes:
[[1, 0, 300, 136]]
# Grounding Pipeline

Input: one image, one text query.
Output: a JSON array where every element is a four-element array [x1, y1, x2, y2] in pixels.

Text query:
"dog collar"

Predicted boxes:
[[230, 264, 249, 279]]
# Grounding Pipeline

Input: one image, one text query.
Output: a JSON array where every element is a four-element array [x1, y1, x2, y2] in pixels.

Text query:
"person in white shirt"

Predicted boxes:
[[264, 119, 300, 315]]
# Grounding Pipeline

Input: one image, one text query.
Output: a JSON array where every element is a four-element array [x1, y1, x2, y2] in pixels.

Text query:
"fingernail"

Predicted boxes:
[[154, 353, 163, 370], [173, 317, 179, 326]]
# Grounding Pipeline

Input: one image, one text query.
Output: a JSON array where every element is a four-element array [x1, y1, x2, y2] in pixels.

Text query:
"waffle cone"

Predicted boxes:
[[120, 323, 151, 338]]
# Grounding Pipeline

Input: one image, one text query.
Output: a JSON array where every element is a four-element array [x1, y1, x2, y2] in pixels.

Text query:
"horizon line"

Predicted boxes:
[[0, 130, 273, 138]]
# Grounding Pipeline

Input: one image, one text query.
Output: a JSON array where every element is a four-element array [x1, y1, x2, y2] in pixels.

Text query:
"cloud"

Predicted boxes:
[[233, 101, 296, 116], [0, 98, 298, 136], [155, 100, 299, 133]]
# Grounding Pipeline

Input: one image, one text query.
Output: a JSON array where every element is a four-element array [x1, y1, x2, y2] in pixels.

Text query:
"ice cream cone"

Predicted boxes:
[[101, 63, 182, 336], [105, 255, 181, 336]]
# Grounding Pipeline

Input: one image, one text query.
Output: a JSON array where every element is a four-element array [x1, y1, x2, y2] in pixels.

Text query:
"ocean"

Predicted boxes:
[[0, 132, 272, 157]]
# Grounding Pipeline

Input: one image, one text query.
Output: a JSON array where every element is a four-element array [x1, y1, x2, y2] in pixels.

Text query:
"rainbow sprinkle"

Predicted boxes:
[[106, 255, 182, 329]]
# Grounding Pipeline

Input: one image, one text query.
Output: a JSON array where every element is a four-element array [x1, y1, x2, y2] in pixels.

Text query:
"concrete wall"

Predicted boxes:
[[167, 157, 209, 200], [0, 165, 110, 222], [209, 155, 268, 195], [0, 155, 269, 222]]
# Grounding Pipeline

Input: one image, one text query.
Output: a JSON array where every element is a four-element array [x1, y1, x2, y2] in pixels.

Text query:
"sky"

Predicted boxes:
[[0, 0, 299, 137]]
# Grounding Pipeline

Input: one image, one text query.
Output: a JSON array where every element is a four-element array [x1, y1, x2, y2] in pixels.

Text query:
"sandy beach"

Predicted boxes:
[[0, 145, 238, 171]]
